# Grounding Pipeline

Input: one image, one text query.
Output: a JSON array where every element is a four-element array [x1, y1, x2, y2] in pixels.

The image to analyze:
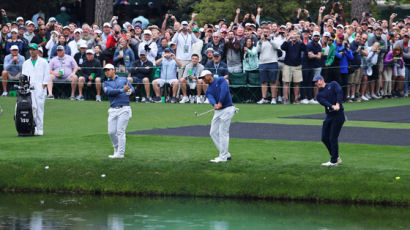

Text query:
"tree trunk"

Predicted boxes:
[[351, 0, 371, 21], [95, 0, 113, 27]]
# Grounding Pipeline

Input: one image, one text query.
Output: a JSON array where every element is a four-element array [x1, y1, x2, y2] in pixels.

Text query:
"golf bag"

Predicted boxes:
[[14, 74, 35, 136]]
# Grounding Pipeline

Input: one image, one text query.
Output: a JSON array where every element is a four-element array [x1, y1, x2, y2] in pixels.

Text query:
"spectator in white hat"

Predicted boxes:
[[68, 28, 85, 57], [78, 49, 103, 101], [138, 29, 158, 64], [5, 28, 24, 55], [1, 45, 25, 96], [23, 21, 36, 43]]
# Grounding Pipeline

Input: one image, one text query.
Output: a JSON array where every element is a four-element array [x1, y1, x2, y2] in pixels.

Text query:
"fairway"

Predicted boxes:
[[0, 97, 409, 205]]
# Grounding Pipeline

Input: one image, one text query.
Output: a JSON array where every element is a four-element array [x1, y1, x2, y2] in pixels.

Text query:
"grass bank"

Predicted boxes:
[[0, 97, 409, 205]]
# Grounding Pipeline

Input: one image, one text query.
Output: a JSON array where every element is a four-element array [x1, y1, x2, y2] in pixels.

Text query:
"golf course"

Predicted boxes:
[[0, 96, 409, 205]]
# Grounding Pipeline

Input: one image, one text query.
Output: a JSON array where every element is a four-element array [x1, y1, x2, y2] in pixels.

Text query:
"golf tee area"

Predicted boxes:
[[0, 97, 409, 205]]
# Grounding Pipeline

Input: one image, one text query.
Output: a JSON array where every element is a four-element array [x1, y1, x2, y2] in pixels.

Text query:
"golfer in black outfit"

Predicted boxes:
[[313, 75, 345, 166]]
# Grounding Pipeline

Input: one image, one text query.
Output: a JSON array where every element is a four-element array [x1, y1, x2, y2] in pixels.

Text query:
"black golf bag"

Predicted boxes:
[[14, 74, 36, 136]]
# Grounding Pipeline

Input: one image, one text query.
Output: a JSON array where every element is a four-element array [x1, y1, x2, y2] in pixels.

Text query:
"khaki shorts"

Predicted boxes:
[[178, 60, 191, 79], [348, 68, 362, 85], [282, 64, 302, 83], [7, 72, 21, 81]]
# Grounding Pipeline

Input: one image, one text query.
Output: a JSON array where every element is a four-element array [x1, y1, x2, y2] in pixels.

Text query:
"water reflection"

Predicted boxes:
[[0, 193, 409, 230]]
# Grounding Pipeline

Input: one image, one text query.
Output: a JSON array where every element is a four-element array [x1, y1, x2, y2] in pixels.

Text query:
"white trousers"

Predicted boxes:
[[31, 88, 46, 133], [108, 106, 132, 155], [209, 106, 236, 159]]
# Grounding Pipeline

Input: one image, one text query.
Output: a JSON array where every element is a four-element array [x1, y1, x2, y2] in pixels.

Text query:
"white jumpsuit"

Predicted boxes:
[[22, 57, 50, 134]]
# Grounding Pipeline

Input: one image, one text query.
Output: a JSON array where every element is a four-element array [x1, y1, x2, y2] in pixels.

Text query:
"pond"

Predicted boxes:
[[1, 193, 409, 230]]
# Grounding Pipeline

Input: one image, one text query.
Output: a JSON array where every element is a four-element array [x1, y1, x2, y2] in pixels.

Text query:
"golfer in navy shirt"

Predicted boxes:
[[102, 64, 135, 159], [199, 70, 236, 163], [313, 75, 345, 166]]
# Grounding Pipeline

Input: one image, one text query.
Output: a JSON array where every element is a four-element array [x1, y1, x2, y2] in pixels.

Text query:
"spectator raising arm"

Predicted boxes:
[[161, 13, 169, 35], [234, 8, 240, 24]]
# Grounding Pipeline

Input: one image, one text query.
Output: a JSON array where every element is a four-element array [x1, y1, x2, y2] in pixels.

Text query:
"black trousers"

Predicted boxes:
[[321, 112, 345, 163]]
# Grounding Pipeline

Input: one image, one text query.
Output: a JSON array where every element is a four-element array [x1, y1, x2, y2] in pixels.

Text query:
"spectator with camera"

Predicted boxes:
[[138, 30, 158, 64], [152, 48, 182, 103], [1, 45, 25, 96], [301, 31, 322, 104], [393, 33, 409, 97], [203, 32, 225, 62], [50, 34, 72, 59], [114, 37, 135, 75], [334, 33, 353, 101], [281, 31, 306, 104], [348, 32, 366, 102], [77, 49, 102, 101], [256, 28, 280, 104], [224, 30, 242, 73], [87, 29, 106, 50], [48, 45, 79, 100], [129, 50, 153, 103]]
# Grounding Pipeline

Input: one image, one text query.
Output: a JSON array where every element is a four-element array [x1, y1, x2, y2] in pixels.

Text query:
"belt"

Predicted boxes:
[[112, 105, 125, 109]]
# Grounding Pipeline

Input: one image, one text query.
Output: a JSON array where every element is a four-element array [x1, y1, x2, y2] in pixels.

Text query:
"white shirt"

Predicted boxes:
[[192, 39, 204, 62], [68, 38, 85, 57], [138, 39, 158, 64], [22, 56, 50, 97], [171, 32, 198, 61]]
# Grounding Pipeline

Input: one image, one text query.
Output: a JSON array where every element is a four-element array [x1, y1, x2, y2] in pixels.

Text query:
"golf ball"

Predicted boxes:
[[44, 166, 49, 170], [101, 174, 106, 178], [395, 177, 400, 180]]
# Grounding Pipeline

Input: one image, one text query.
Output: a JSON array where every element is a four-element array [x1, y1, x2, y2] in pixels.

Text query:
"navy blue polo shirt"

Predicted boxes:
[[205, 61, 229, 77], [303, 41, 322, 68], [281, 41, 306, 66]]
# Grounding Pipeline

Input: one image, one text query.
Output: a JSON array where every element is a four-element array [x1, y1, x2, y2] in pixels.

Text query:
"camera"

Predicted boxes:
[[365, 12, 372, 17], [321, 6, 326, 11], [301, 9, 305, 14], [115, 30, 119, 35], [144, 44, 151, 51], [279, 31, 285, 35]]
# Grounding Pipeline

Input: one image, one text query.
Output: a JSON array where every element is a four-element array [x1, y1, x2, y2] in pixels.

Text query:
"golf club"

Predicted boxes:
[[194, 109, 214, 117]]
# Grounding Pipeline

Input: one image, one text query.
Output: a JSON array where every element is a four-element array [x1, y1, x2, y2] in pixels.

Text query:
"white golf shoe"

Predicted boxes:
[[109, 154, 124, 159], [210, 156, 228, 163], [321, 161, 337, 166]]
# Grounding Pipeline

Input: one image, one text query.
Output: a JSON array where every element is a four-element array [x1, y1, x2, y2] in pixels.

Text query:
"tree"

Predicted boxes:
[[351, 0, 371, 21], [95, 0, 113, 27]]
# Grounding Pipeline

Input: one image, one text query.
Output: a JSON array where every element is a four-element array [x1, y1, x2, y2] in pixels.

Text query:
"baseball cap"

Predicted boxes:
[[38, 46, 43, 53], [86, 49, 94, 54], [134, 24, 142, 29], [18, 25, 25, 30], [213, 51, 221, 57], [206, 48, 214, 53], [164, 48, 172, 53], [375, 26, 383, 31], [199, 70, 212, 79], [192, 27, 199, 33], [139, 50, 147, 56], [336, 24, 344, 29], [143, 30, 152, 36], [16, 16, 24, 21], [29, 43, 38, 50], [10, 45, 19, 50], [312, 75, 324, 82], [123, 21, 131, 28], [323, 32, 331, 37], [260, 21, 267, 25], [103, 22, 111, 28], [48, 17, 57, 23], [11, 28, 18, 33], [103, 63, 115, 70], [181, 21, 189, 26], [11, 21, 18, 25], [94, 29, 102, 34], [61, 6, 66, 11], [220, 28, 227, 33], [302, 28, 310, 33], [57, 45, 65, 50], [280, 25, 286, 29], [26, 20, 35, 26], [79, 43, 88, 49], [63, 26, 70, 30], [312, 31, 321, 37], [74, 28, 82, 34]]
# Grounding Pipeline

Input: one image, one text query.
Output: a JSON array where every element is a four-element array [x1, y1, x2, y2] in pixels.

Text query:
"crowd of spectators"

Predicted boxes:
[[0, 4, 409, 104]]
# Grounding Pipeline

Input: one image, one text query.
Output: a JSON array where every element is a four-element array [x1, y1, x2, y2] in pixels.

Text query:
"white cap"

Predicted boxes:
[[51, 30, 59, 35], [48, 17, 57, 23], [11, 28, 18, 33], [86, 49, 95, 54], [94, 29, 102, 34], [10, 45, 19, 50], [38, 46, 43, 53], [143, 30, 152, 36], [74, 28, 83, 34], [103, 63, 115, 70], [79, 42, 88, 49], [103, 22, 111, 27], [26, 20, 35, 26], [312, 31, 321, 37], [181, 21, 189, 25], [199, 70, 212, 78], [16, 16, 24, 21], [323, 32, 331, 37], [123, 21, 131, 28], [337, 24, 344, 29]]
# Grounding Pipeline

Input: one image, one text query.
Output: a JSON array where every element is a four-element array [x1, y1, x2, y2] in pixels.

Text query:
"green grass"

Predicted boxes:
[[0, 97, 409, 205]]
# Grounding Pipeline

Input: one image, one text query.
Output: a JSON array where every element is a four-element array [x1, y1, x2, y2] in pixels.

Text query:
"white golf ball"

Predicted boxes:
[[101, 174, 106, 178], [44, 166, 49, 170]]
